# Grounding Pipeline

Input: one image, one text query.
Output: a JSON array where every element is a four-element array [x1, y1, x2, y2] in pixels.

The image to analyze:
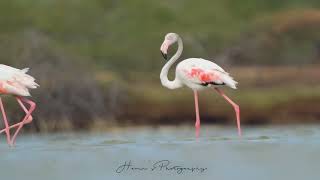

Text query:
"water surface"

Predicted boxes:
[[0, 125, 319, 180]]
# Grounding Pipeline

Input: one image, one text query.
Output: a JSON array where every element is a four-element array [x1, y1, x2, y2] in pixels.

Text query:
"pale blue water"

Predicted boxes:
[[0, 125, 320, 180]]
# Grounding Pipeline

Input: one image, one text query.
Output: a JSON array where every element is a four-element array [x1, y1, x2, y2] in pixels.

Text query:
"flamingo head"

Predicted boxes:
[[160, 33, 178, 60]]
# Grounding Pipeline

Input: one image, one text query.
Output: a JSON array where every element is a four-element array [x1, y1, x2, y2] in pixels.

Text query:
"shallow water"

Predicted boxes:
[[1, 125, 320, 180]]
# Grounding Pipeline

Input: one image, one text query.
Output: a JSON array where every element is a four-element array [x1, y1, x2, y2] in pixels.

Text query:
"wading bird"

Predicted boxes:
[[0, 64, 38, 146], [160, 33, 241, 137]]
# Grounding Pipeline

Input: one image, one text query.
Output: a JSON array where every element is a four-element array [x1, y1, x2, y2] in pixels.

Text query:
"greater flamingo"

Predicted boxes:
[[0, 64, 38, 146], [160, 33, 241, 137]]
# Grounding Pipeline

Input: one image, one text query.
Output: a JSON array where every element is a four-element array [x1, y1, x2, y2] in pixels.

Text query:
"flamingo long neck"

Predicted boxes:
[[160, 37, 183, 89]]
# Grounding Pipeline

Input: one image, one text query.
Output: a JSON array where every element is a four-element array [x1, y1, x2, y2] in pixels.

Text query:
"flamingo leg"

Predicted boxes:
[[214, 88, 241, 136], [0, 97, 33, 134], [0, 98, 12, 146], [4, 97, 34, 131], [0, 123, 22, 134], [10, 96, 36, 145], [9, 97, 33, 125], [194, 90, 201, 137], [0, 100, 27, 135]]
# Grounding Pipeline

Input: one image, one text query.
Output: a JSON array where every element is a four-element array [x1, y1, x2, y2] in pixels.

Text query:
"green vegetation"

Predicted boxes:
[[2, 1, 320, 72]]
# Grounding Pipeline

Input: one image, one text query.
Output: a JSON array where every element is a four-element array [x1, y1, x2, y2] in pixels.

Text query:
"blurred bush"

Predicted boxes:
[[220, 9, 320, 66]]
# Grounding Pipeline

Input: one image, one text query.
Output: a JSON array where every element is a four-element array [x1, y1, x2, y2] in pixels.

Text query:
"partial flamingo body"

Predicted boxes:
[[160, 33, 241, 137], [0, 64, 38, 146]]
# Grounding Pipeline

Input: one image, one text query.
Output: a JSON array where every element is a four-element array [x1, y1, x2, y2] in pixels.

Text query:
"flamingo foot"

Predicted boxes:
[[195, 127, 200, 138], [195, 122, 200, 129]]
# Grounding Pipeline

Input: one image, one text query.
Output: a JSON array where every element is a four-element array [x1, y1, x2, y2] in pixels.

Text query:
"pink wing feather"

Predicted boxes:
[[185, 67, 237, 89]]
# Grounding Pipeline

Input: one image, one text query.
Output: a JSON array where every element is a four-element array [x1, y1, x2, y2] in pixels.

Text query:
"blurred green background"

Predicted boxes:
[[0, 0, 320, 132]]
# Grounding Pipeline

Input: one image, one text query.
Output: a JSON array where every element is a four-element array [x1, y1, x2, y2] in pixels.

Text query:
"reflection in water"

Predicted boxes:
[[0, 125, 320, 180]]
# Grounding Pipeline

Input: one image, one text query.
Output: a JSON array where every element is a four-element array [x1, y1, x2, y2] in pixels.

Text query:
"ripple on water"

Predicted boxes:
[[246, 135, 273, 140], [207, 137, 233, 141], [99, 139, 135, 145], [204, 135, 278, 142]]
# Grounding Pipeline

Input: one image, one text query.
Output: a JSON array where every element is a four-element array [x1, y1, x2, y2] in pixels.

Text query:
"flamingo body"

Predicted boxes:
[[176, 58, 237, 90]]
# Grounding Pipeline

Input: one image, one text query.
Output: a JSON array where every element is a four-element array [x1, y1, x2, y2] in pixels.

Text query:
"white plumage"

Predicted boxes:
[[0, 64, 39, 96], [176, 58, 238, 90]]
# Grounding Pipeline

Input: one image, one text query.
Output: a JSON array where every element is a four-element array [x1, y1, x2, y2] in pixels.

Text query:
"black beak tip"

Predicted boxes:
[[161, 51, 168, 60]]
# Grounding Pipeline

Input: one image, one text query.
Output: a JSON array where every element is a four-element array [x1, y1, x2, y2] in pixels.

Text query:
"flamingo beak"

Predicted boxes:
[[160, 40, 169, 60], [161, 51, 167, 60]]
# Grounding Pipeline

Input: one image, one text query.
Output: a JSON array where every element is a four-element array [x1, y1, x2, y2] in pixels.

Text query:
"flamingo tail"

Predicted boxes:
[[220, 73, 238, 89]]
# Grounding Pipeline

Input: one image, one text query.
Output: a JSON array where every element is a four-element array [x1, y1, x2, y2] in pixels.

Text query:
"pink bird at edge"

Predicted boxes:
[[0, 64, 38, 146], [160, 33, 241, 137]]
